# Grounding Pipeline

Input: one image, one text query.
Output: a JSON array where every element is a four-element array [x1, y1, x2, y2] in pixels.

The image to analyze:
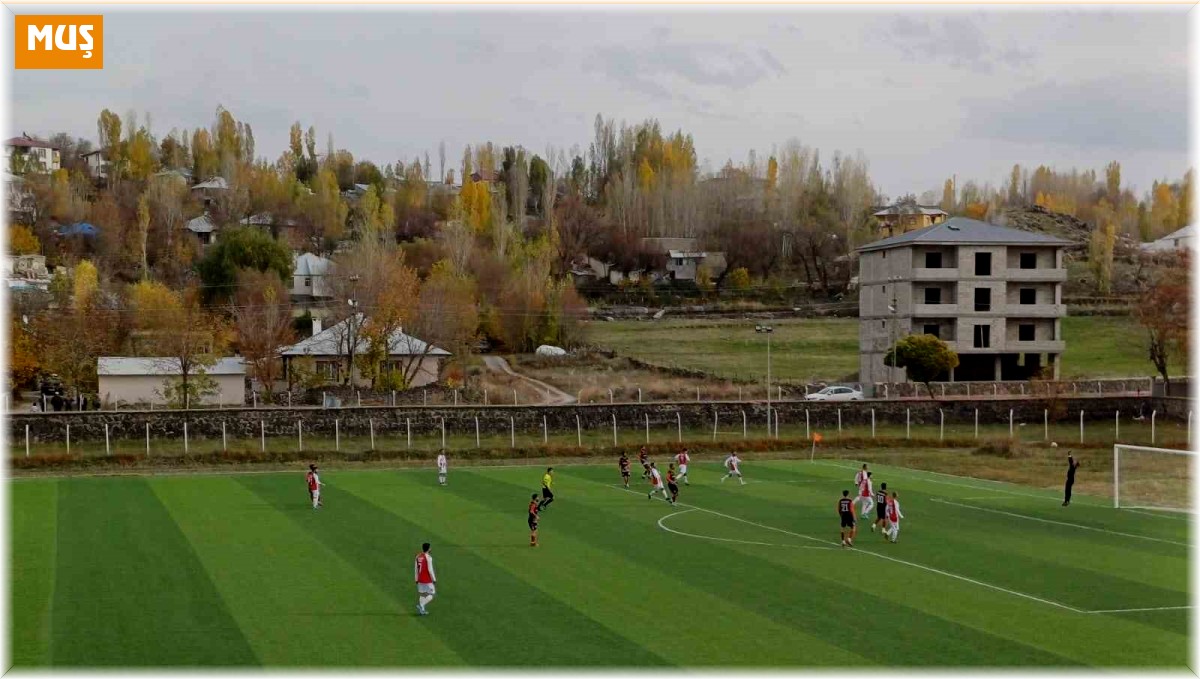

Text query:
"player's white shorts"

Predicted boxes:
[[438, 466, 447, 474], [417, 583, 436, 595], [311, 490, 320, 502], [678, 465, 688, 475], [728, 468, 741, 476]]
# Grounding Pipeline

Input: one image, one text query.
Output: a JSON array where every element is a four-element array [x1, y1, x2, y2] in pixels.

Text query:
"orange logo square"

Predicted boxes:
[[14, 15, 103, 69]]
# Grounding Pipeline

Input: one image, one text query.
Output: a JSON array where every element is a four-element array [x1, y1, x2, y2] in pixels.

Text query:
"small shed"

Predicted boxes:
[[97, 357, 246, 407]]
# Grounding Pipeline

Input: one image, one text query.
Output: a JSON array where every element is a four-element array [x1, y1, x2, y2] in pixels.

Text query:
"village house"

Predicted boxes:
[[280, 314, 449, 389], [872, 203, 949, 239], [97, 356, 246, 407], [4, 134, 60, 174]]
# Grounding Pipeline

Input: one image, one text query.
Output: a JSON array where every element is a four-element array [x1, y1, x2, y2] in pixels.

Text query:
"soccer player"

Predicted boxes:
[[720, 453, 745, 484], [857, 471, 875, 516], [667, 464, 681, 504], [838, 489, 857, 547], [639, 446, 651, 479], [436, 451, 448, 486], [884, 492, 905, 543], [415, 542, 437, 615], [618, 453, 632, 488], [647, 462, 673, 504], [675, 448, 691, 485], [538, 467, 555, 511], [1063, 454, 1080, 507], [854, 463, 869, 493], [872, 482, 889, 533], [306, 464, 323, 509], [528, 493, 540, 547]]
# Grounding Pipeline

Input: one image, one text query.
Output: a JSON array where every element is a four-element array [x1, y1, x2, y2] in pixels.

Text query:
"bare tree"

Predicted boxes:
[[232, 269, 294, 397]]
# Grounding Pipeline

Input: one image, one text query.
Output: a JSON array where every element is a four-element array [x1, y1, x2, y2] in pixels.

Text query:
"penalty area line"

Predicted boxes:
[[930, 499, 1188, 547], [1086, 605, 1193, 614]]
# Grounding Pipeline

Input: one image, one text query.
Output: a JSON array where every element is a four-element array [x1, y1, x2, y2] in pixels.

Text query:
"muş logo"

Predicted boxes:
[[15, 15, 104, 69]]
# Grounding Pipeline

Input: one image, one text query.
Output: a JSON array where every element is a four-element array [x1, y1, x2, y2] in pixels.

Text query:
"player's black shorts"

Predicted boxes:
[[668, 483, 679, 494], [621, 470, 630, 478], [840, 512, 856, 528], [528, 515, 538, 530], [542, 488, 554, 500], [876, 504, 887, 520]]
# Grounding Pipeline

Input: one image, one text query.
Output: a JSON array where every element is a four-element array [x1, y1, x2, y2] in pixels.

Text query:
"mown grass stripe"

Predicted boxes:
[[471, 466, 1073, 666], [10, 479, 57, 667], [333, 470, 863, 666], [49, 477, 257, 666], [235, 473, 669, 668], [149, 475, 465, 667]]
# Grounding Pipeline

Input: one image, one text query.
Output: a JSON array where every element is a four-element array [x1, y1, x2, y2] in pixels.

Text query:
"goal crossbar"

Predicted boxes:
[[1113, 444, 1195, 511]]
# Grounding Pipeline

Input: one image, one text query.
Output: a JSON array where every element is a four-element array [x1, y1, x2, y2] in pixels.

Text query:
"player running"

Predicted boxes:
[[720, 453, 745, 484], [415, 542, 437, 616], [528, 493, 540, 547], [538, 467, 555, 511], [638, 446, 651, 479], [853, 464, 869, 513], [871, 482, 889, 533], [619, 452, 632, 488], [306, 464, 323, 509], [675, 448, 691, 485], [838, 489, 857, 547], [667, 464, 681, 504], [857, 471, 875, 516], [885, 491, 905, 543], [647, 463, 673, 504], [436, 451, 448, 486]]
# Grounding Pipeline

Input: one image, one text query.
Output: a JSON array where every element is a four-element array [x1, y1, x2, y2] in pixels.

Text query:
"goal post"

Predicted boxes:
[[1113, 444, 1195, 512]]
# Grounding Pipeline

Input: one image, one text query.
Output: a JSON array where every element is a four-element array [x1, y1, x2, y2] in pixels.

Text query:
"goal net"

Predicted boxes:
[[1113, 444, 1195, 513]]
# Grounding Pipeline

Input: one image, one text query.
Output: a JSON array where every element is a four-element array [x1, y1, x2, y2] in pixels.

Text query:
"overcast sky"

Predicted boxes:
[[6, 6, 1190, 199]]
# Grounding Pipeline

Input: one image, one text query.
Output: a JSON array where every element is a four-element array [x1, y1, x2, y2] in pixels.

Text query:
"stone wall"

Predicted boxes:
[[10, 395, 1186, 444]]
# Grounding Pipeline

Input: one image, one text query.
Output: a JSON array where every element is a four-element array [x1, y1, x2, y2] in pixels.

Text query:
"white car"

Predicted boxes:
[[805, 386, 864, 401]]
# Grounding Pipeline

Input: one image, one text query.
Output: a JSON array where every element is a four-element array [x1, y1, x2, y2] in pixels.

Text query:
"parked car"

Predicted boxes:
[[805, 385, 863, 401]]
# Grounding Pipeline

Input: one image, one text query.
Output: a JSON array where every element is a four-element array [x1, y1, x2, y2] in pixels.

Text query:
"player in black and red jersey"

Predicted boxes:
[[528, 493, 540, 547], [838, 489, 857, 548], [618, 453, 632, 488], [638, 446, 650, 479], [872, 482, 889, 533], [667, 464, 681, 504]]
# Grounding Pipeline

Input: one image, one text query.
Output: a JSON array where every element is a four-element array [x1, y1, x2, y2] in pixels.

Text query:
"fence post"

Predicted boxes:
[[713, 411, 718, 442], [966, 383, 971, 397], [513, 389, 519, 406], [148, 422, 152, 456], [260, 421, 265, 453], [941, 383, 945, 398], [1009, 409, 1014, 438], [105, 423, 110, 456], [1115, 410, 1120, 442], [322, 391, 326, 408], [424, 390, 427, 406], [742, 410, 747, 438], [392, 390, 396, 406], [778, 386, 782, 401], [884, 384, 889, 399], [66, 424, 70, 455], [370, 419, 375, 451], [253, 392, 257, 408], [1151, 410, 1157, 444], [612, 414, 618, 446], [906, 409, 911, 439], [511, 417, 515, 449], [25, 424, 30, 458], [454, 391, 458, 406], [697, 387, 701, 402], [484, 390, 489, 406], [335, 419, 340, 451], [357, 391, 361, 407], [1044, 409, 1048, 441], [837, 408, 842, 435], [871, 409, 876, 439], [297, 421, 302, 452], [993, 384, 997, 397], [1098, 381, 1102, 395], [940, 410, 944, 441], [1080, 410, 1084, 444], [638, 388, 642, 403], [677, 412, 682, 442], [441, 417, 446, 448], [475, 417, 480, 448], [609, 389, 613, 404], [577, 415, 582, 447], [974, 409, 979, 439], [738, 387, 743, 401], [543, 415, 548, 444], [222, 421, 227, 452], [407, 418, 412, 449], [184, 422, 189, 454], [645, 413, 650, 444], [775, 410, 781, 439]]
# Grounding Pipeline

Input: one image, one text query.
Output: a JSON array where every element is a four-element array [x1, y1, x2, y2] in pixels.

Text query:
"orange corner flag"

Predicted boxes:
[[813, 433, 823, 443]]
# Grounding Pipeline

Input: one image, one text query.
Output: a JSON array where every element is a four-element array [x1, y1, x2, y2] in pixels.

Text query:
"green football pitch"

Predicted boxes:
[[9, 457, 1191, 668]]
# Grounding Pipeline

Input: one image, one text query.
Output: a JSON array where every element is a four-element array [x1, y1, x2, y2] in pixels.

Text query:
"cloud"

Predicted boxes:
[[883, 15, 1037, 74], [588, 36, 788, 102], [960, 72, 1186, 152]]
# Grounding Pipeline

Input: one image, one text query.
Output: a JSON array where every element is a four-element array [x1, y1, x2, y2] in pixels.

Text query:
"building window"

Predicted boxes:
[[923, 324, 940, 338], [1020, 288, 1036, 305], [882, 251, 887, 259], [924, 287, 941, 304], [974, 287, 991, 312], [974, 252, 992, 276], [925, 252, 942, 269], [317, 361, 339, 381], [973, 324, 990, 348], [1019, 324, 1035, 341], [880, 320, 885, 328], [1020, 252, 1038, 269], [304, 277, 312, 287]]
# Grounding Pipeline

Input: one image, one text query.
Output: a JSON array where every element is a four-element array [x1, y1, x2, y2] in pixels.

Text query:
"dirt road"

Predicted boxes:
[[482, 356, 576, 405]]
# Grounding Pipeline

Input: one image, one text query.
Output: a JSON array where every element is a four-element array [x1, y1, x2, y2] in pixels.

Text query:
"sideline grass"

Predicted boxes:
[[10, 456, 1189, 668]]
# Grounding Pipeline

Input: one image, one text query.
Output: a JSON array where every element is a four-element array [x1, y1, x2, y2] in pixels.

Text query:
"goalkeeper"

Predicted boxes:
[[1062, 454, 1080, 507]]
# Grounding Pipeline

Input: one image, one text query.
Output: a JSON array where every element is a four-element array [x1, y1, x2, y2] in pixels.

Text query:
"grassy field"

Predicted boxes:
[[586, 315, 1179, 382], [11, 455, 1189, 668]]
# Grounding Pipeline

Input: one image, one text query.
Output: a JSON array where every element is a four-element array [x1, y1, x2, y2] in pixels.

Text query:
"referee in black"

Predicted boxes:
[[1063, 454, 1080, 506]]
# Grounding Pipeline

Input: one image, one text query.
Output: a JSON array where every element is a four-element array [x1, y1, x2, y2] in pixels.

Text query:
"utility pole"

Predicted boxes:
[[756, 324, 774, 409]]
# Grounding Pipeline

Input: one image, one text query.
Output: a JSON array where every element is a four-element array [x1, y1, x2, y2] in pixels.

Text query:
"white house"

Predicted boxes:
[[4, 134, 60, 174], [1141, 225, 1194, 253], [97, 357, 246, 407], [280, 314, 449, 388], [81, 148, 108, 179], [186, 213, 217, 245], [292, 252, 333, 300]]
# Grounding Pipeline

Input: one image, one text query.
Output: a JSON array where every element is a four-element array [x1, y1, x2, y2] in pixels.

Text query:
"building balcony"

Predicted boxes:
[[911, 267, 961, 281], [1003, 303, 1067, 318], [1003, 339, 1066, 353], [1005, 268, 1068, 282], [912, 303, 960, 316]]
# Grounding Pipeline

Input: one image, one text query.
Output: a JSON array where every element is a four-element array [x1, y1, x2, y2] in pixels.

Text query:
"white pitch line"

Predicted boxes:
[[603, 482, 1085, 613], [1086, 606, 1194, 614], [930, 499, 1189, 548], [656, 509, 833, 550], [1122, 508, 1193, 522]]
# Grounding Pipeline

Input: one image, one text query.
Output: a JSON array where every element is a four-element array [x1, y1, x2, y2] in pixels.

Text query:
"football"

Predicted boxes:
[[1050, 442, 1059, 448]]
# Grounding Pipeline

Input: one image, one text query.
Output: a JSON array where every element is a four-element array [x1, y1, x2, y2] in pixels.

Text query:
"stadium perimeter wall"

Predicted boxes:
[[9, 396, 1189, 444]]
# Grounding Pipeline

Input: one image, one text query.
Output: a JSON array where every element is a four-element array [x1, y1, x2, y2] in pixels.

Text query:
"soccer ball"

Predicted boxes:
[[1050, 442, 1058, 448]]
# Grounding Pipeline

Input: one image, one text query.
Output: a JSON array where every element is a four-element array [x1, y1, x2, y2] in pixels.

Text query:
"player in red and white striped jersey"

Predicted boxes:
[[720, 453, 745, 485], [857, 472, 875, 516], [885, 492, 905, 543], [647, 463, 673, 504], [675, 448, 691, 485], [306, 464, 323, 509], [853, 464, 870, 514], [415, 543, 437, 615]]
